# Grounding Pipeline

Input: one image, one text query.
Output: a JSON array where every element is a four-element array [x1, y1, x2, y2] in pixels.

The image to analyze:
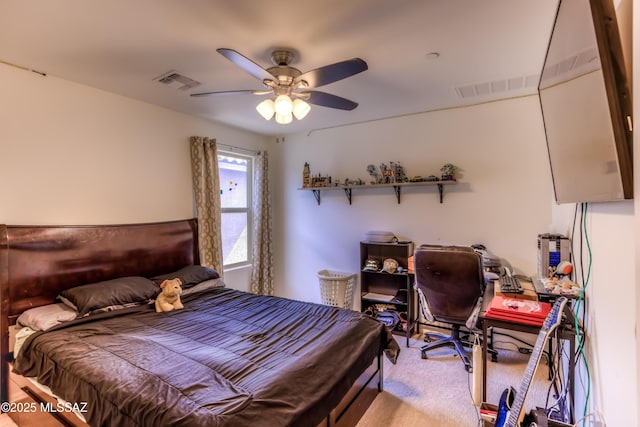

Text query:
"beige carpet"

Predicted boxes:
[[357, 333, 553, 427]]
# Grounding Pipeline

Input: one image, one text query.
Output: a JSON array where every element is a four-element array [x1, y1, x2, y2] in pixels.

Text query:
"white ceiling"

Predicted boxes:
[[1, 0, 560, 136]]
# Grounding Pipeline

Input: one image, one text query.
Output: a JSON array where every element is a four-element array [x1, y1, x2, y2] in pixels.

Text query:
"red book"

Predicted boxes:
[[485, 296, 552, 325], [484, 310, 545, 326]]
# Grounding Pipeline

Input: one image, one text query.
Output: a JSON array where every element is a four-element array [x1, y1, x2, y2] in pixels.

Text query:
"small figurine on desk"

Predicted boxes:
[[553, 261, 573, 277], [541, 275, 581, 297]]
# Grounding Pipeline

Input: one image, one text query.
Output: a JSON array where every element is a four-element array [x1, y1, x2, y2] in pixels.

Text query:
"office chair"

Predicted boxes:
[[414, 244, 485, 372]]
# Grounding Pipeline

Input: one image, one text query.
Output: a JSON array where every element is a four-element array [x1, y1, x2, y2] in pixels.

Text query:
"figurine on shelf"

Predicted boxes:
[[312, 174, 331, 187], [390, 161, 406, 183], [379, 163, 393, 184], [440, 163, 459, 181], [344, 178, 365, 186], [302, 162, 311, 188], [366, 164, 379, 184]]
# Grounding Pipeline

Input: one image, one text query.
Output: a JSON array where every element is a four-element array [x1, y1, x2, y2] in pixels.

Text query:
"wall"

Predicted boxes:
[[553, 198, 636, 426], [0, 62, 269, 291], [273, 95, 554, 303], [574, 202, 635, 427]]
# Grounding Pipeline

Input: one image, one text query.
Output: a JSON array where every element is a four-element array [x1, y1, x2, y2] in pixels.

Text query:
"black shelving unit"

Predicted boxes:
[[360, 241, 415, 347]]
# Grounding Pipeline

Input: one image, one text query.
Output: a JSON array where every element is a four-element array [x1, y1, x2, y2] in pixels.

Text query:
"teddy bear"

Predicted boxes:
[[155, 278, 184, 313]]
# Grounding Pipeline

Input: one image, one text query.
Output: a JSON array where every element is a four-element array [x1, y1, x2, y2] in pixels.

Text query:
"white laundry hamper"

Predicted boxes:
[[317, 270, 355, 309]]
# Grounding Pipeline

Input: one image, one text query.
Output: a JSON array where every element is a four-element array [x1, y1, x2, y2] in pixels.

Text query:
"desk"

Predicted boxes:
[[479, 282, 577, 423]]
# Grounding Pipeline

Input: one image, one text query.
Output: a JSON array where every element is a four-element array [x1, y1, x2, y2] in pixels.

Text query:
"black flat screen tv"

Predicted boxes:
[[538, 0, 633, 204]]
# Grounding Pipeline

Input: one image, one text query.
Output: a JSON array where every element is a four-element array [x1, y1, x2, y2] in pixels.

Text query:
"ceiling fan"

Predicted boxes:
[[191, 48, 368, 124]]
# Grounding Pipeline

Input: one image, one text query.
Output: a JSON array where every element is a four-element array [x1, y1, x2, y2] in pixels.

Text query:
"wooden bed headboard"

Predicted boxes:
[[0, 218, 199, 402], [0, 218, 199, 324]]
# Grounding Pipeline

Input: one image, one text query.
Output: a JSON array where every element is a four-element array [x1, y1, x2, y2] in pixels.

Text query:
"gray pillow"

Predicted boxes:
[[152, 265, 220, 289], [182, 278, 226, 297], [59, 276, 158, 317], [17, 303, 77, 331]]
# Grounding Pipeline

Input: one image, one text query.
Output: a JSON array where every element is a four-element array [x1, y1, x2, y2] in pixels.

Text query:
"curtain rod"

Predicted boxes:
[[217, 143, 260, 155]]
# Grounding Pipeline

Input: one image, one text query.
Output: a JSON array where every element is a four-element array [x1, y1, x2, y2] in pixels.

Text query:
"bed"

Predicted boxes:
[[0, 219, 399, 427]]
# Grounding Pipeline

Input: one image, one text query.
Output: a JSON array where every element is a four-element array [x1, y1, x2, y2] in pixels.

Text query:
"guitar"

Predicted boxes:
[[494, 297, 568, 427]]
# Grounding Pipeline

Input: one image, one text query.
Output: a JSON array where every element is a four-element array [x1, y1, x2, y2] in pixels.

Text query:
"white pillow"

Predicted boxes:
[[17, 303, 77, 331]]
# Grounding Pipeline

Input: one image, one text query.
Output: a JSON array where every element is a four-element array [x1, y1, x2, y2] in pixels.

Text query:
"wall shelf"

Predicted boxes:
[[298, 180, 457, 205]]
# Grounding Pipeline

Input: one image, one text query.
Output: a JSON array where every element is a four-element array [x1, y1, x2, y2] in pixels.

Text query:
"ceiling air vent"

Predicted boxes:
[[540, 47, 599, 87], [154, 70, 201, 90], [455, 73, 539, 100]]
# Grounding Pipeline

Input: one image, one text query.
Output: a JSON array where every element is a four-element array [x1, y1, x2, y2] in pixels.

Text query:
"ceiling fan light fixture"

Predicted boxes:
[[275, 112, 293, 125], [201, 48, 368, 125], [292, 99, 311, 120], [274, 94, 293, 115], [256, 99, 275, 120]]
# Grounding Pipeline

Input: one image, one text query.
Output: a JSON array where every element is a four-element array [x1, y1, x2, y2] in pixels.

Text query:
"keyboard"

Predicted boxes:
[[499, 275, 524, 294], [532, 278, 547, 294]]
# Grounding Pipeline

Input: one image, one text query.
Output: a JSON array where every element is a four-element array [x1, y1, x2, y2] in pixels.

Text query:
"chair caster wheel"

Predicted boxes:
[[491, 354, 498, 363], [466, 366, 473, 373], [421, 352, 427, 360]]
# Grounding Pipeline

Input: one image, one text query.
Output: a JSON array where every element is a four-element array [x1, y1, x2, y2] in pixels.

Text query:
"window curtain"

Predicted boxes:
[[190, 136, 224, 277], [250, 151, 274, 295]]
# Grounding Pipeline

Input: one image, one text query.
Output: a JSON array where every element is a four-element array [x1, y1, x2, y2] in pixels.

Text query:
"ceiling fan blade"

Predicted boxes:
[[217, 48, 275, 82], [296, 58, 368, 88], [190, 89, 261, 98], [302, 91, 359, 110]]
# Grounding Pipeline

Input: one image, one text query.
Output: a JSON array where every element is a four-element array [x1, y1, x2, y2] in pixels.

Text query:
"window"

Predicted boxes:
[[218, 152, 252, 268]]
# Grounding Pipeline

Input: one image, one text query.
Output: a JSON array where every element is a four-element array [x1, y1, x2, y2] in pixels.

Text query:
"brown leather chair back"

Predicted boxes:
[[414, 245, 485, 325]]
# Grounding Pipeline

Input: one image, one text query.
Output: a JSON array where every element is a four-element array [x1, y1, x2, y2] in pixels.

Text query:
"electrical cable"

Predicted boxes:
[[467, 379, 482, 427], [575, 202, 592, 426], [544, 334, 571, 422], [465, 337, 482, 427], [555, 336, 573, 421], [576, 203, 585, 289], [489, 340, 552, 369], [571, 411, 605, 426], [571, 203, 584, 281], [567, 203, 588, 423], [491, 340, 521, 352], [557, 201, 591, 425], [491, 331, 536, 349], [549, 341, 581, 424], [544, 339, 559, 410], [548, 336, 563, 415], [541, 204, 584, 424]]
